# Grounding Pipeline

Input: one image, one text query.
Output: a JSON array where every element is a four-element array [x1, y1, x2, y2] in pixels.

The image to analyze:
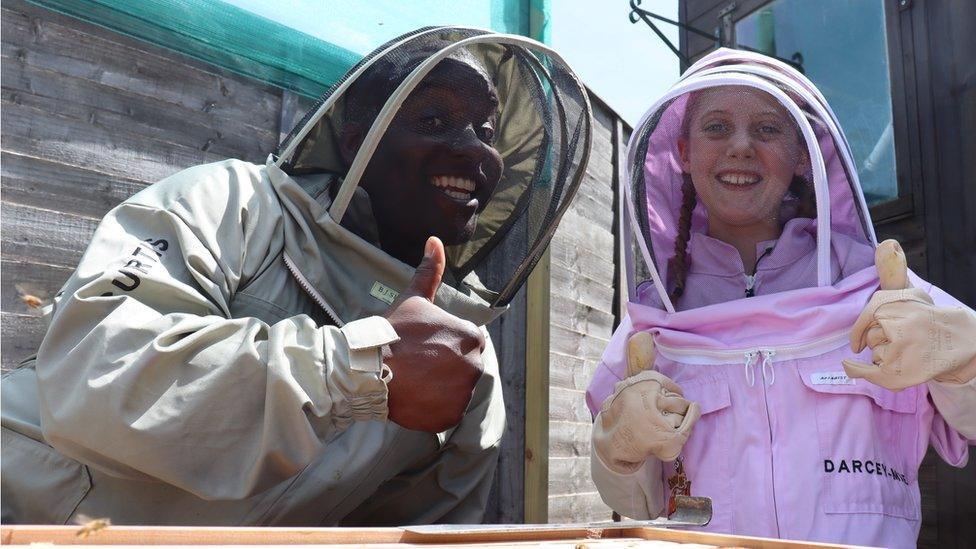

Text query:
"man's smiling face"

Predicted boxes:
[[352, 56, 504, 266]]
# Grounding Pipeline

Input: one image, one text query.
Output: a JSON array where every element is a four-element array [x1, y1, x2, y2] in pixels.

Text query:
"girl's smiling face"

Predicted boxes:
[[678, 86, 809, 236]]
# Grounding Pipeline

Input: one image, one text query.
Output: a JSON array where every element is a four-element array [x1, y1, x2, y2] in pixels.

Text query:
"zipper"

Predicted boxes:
[[283, 252, 344, 327], [744, 275, 756, 298], [759, 360, 782, 537], [653, 330, 849, 366], [745, 245, 775, 298]]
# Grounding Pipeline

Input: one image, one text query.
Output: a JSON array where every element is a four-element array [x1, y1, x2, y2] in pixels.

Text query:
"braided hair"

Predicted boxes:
[[667, 91, 703, 305], [667, 173, 697, 304]]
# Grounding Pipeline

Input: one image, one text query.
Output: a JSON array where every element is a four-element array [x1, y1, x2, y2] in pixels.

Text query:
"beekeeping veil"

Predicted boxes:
[[274, 27, 591, 307], [624, 48, 876, 313]]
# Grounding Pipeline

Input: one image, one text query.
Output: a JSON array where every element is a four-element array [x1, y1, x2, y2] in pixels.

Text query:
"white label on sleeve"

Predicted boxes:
[[811, 372, 855, 385]]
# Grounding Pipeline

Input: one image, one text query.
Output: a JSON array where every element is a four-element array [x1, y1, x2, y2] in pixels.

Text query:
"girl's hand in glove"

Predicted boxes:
[[592, 332, 701, 474], [842, 240, 976, 391]]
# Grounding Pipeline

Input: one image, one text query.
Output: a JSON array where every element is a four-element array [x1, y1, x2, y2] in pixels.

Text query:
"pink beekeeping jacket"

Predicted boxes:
[[586, 48, 976, 549]]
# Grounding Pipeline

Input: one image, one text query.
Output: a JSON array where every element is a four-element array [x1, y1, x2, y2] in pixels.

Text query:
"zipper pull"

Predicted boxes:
[[744, 351, 759, 387], [744, 274, 756, 298], [761, 349, 777, 386]]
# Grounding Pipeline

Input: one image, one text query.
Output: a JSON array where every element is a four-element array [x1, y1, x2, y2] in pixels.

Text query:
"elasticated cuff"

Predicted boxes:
[[590, 444, 664, 519], [928, 375, 976, 440], [326, 316, 399, 429]]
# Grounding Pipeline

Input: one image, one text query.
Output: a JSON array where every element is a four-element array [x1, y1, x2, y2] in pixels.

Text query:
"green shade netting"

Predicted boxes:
[[27, 0, 550, 98]]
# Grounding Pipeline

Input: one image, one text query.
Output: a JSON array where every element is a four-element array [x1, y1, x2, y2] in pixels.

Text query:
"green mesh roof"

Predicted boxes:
[[28, 0, 550, 98]]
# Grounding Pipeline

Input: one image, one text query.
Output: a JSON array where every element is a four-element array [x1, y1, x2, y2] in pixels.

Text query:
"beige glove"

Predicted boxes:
[[592, 332, 701, 474], [842, 240, 976, 390]]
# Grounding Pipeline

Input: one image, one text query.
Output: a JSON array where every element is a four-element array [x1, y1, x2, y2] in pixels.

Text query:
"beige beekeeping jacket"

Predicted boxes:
[[1, 158, 507, 526]]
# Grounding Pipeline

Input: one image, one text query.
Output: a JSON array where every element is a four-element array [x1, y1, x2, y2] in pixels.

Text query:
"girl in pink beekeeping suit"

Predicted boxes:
[[586, 48, 976, 548]]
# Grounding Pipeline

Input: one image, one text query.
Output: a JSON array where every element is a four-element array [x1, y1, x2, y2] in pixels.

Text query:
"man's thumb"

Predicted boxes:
[[875, 239, 910, 291], [404, 237, 445, 301]]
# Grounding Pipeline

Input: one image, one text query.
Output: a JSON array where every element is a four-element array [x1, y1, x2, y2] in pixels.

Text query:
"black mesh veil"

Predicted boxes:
[[274, 27, 592, 307]]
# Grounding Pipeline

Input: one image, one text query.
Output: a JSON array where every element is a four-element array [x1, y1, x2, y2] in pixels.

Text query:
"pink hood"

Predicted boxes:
[[625, 48, 877, 312]]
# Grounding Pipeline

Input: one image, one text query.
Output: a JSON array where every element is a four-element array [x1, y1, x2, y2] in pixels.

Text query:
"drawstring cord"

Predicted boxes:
[[761, 349, 777, 386], [744, 351, 759, 387], [745, 349, 777, 387]]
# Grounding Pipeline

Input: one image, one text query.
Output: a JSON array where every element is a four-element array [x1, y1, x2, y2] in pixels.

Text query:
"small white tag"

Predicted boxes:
[[811, 372, 855, 385], [369, 281, 399, 305]]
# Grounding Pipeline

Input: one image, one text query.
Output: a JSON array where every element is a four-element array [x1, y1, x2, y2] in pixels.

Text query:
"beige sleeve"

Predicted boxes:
[[590, 442, 665, 520], [922, 282, 976, 441], [36, 196, 397, 501], [927, 377, 976, 441]]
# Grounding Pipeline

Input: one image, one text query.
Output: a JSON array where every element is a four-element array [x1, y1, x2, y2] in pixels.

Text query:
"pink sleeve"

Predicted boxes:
[[926, 400, 970, 466]]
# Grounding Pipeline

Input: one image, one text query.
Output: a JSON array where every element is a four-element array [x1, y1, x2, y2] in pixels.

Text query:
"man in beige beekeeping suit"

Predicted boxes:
[[1, 28, 591, 526]]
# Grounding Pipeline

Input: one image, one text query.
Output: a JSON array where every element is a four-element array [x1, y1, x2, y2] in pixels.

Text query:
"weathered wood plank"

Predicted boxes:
[[1, 313, 45, 371], [549, 352, 599, 393], [585, 138, 615, 175], [566, 188, 614, 229], [549, 386, 592, 424], [2, 3, 280, 132], [549, 456, 599, 496], [549, 241, 615, 287], [590, 102, 615, 145], [550, 293, 615, 340], [578, 167, 614, 210], [551, 212, 615, 259], [2, 99, 225, 182], [279, 91, 316, 145], [1, 259, 72, 314], [1, 60, 276, 161], [549, 421, 593, 459], [1, 152, 146, 219], [1, 202, 98, 268], [551, 324, 609, 367], [548, 491, 612, 524], [549, 263, 615, 315], [550, 247, 614, 293]]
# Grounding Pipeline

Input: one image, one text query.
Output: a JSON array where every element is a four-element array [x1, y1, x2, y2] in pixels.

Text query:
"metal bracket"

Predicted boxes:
[[629, 0, 803, 72], [719, 2, 737, 46], [629, 0, 716, 67]]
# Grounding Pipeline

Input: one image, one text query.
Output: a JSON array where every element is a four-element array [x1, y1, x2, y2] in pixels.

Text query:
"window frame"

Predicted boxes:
[[699, 0, 917, 223]]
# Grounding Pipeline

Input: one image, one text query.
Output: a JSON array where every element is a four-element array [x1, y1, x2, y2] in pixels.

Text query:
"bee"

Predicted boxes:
[[21, 294, 43, 309], [73, 515, 111, 538], [15, 283, 48, 311]]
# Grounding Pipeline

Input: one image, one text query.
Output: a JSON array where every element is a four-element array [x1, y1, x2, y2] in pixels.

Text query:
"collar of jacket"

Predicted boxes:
[[265, 159, 506, 327]]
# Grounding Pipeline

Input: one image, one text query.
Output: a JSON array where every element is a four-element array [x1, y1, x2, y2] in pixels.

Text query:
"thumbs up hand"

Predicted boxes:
[[592, 332, 701, 474], [384, 237, 487, 433], [842, 240, 976, 391]]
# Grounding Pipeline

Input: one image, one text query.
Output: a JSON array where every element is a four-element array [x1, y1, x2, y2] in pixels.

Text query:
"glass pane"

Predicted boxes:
[[735, 0, 897, 205]]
